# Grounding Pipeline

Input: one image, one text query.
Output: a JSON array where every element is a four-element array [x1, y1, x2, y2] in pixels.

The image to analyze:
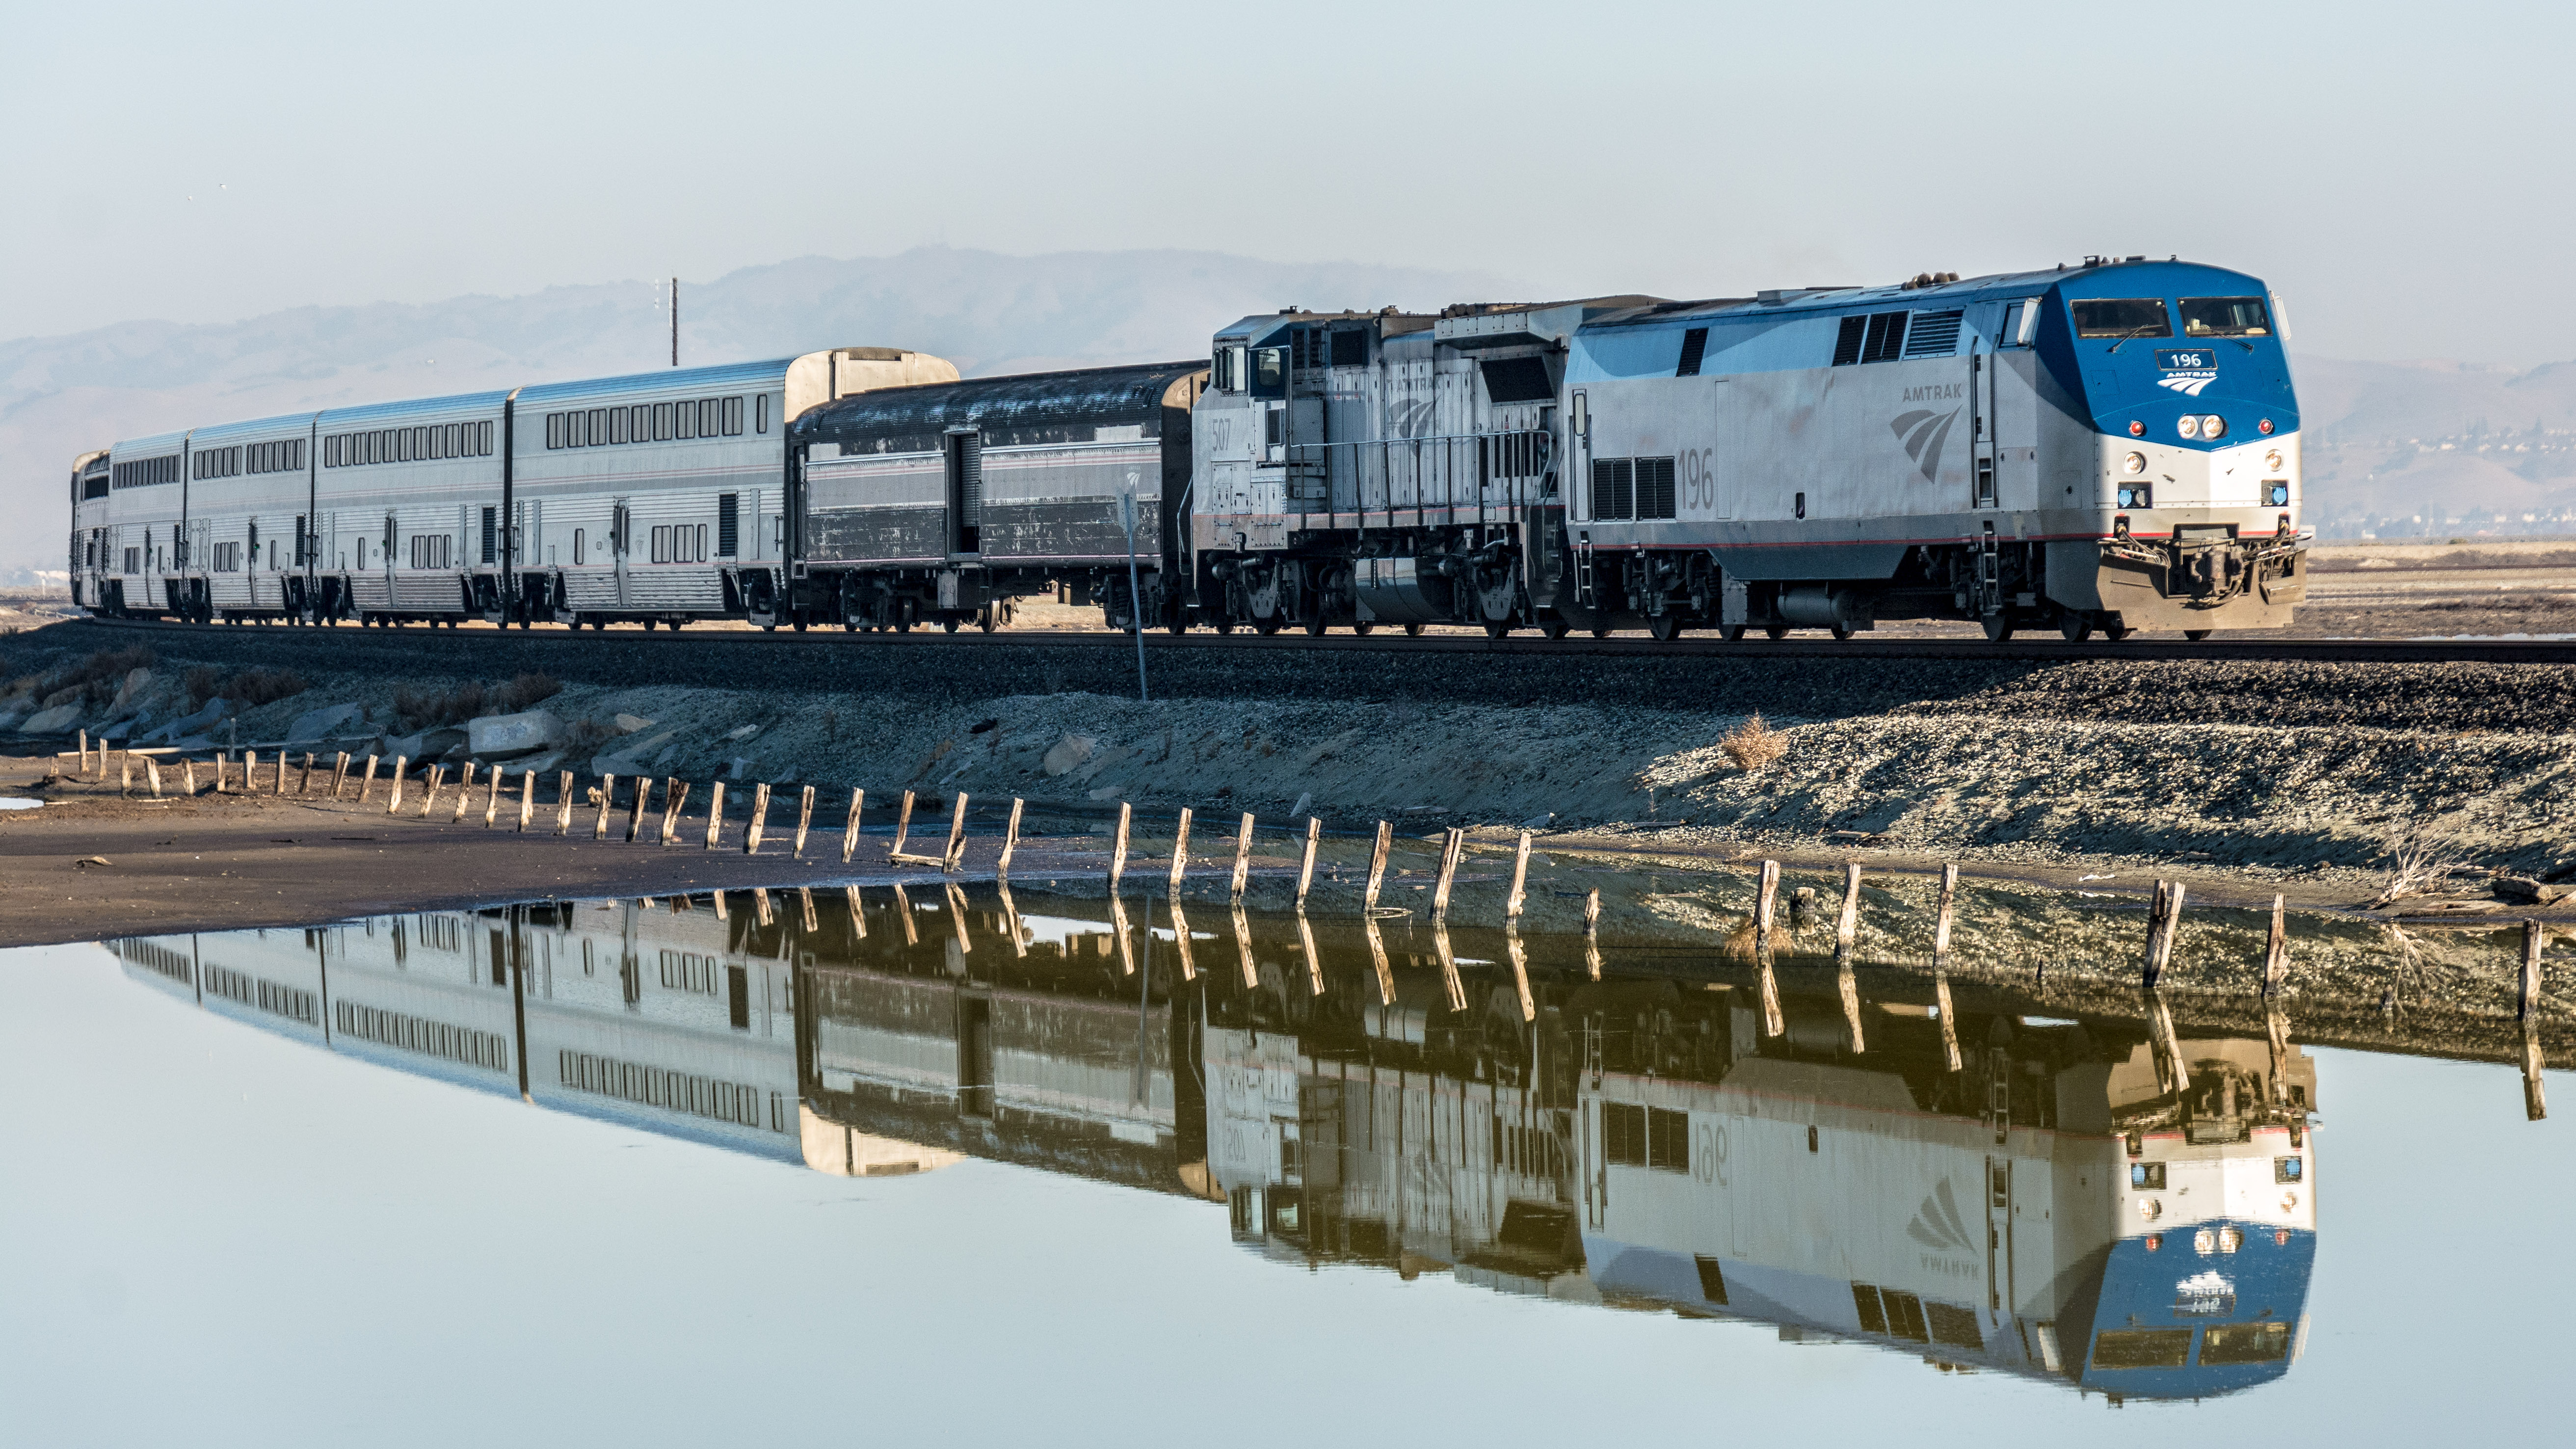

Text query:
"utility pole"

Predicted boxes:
[[669, 278, 679, 367]]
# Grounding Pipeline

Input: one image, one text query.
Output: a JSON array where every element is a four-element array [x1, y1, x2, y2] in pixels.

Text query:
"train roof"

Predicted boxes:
[[185, 410, 324, 446], [515, 356, 797, 409], [1582, 258, 2272, 332], [314, 388, 515, 429], [792, 360, 1205, 444]]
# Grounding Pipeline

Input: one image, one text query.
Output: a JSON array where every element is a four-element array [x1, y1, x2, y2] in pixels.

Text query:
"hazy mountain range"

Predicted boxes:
[[4, 247, 2570, 574]]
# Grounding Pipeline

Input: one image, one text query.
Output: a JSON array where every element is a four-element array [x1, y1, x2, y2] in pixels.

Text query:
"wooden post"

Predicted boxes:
[[2263, 894, 2288, 998], [145, 759, 162, 798], [1232, 902, 1258, 989], [182, 759, 198, 796], [331, 751, 350, 798], [798, 885, 818, 933], [705, 781, 727, 850], [997, 798, 1024, 879], [842, 788, 865, 864], [453, 762, 478, 822], [746, 783, 771, 854], [1230, 812, 1256, 900], [1755, 860, 1780, 940], [359, 754, 379, 802], [1295, 909, 1326, 997], [2143, 880, 2186, 989], [517, 769, 535, 831], [1296, 817, 1321, 906], [1362, 913, 1393, 1004], [2523, 921, 2547, 1022], [1505, 831, 1532, 918], [1429, 826, 1462, 918], [483, 768, 503, 827], [660, 780, 688, 845], [1363, 820, 1392, 911], [1836, 861, 1862, 955], [844, 883, 866, 939], [418, 764, 444, 817], [1505, 924, 1536, 1022], [556, 772, 574, 835], [890, 790, 915, 858], [1168, 807, 1194, 889], [941, 791, 969, 871], [1168, 896, 1197, 982], [1934, 863, 1959, 959], [1107, 801, 1132, 891], [1584, 887, 1601, 934], [386, 757, 409, 813], [299, 752, 315, 795], [592, 773, 616, 839], [1431, 920, 1467, 1013], [794, 785, 815, 858], [272, 752, 286, 793], [77, 730, 87, 774], [627, 776, 652, 843]]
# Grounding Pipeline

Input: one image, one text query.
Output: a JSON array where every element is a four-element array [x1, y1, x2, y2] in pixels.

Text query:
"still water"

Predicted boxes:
[[1, 885, 2564, 1447]]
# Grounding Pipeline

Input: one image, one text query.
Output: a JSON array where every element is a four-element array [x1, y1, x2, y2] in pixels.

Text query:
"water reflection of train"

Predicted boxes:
[[105, 890, 2314, 1400]]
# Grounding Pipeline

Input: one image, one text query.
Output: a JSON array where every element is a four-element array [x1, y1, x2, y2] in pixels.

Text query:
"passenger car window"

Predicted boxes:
[[2178, 296, 2273, 337], [2070, 298, 2173, 339]]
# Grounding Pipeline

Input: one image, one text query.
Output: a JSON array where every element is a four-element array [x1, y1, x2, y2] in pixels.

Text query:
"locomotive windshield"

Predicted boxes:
[[2071, 298, 2173, 339], [2180, 296, 2274, 337]]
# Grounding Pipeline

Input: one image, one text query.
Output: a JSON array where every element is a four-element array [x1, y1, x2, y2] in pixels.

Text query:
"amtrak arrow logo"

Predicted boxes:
[[1891, 407, 1960, 483], [1906, 1178, 1978, 1255], [2157, 372, 2219, 398]]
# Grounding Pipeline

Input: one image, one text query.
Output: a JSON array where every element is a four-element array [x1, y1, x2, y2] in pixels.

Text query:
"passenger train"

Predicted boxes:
[[67, 257, 2303, 641], [106, 887, 2317, 1399]]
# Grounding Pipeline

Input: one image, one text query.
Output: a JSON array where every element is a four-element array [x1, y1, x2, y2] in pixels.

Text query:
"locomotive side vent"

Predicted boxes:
[[1903, 311, 1964, 358], [1860, 311, 1910, 364], [1832, 316, 1867, 367]]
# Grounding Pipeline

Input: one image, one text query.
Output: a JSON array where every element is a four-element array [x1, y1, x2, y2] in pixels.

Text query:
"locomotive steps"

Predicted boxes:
[[5, 616, 2576, 908]]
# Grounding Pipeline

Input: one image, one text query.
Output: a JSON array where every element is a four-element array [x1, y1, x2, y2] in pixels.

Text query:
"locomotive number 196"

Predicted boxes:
[[1681, 447, 1720, 513]]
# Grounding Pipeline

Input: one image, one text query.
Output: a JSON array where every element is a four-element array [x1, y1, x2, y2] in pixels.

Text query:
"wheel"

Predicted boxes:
[[1404, 622, 1426, 637], [1254, 616, 1281, 636], [1830, 624, 1854, 640], [2104, 623, 2133, 641], [1982, 613, 2016, 642], [979, 609, 998, 633], [1592, 627, 1613, 638], [1764, 626, 1790, 639], [1304, 614, 1328, 636], [1485, 619, 1513, 638], [2059, 612, 2094, 642], [1719, 625, 1746, 641], [1352, 621, 1373, 636], [791, 616, 805, 632], [1214, 618, 1235, 634], [1647, 614, 1683, 642], [942, 618, 959, 633], [2184, 628, 2213, 641], [1541, 620, 1570, 639], [896, 616, 912, 633]]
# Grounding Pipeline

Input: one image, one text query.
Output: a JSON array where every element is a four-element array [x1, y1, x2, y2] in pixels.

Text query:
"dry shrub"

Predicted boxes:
[[392, 672, 561, 732], [186, 665, 308, 711], [1720, 712, 1787, 771], [2367, 818, 2472, 908], [32, 644, 156, 710]]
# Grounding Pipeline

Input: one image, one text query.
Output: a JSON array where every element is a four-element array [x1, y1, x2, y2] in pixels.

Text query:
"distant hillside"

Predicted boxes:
[[2292, 356, 2576, 537], [0, 247, 1506, 572]]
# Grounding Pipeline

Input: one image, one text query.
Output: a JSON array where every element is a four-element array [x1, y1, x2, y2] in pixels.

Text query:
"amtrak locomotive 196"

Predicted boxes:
[[65, 256, 2306, 641]]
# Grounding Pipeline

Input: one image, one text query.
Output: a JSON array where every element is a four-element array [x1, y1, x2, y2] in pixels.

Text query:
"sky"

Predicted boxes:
[[5, 0, 2574, 366]]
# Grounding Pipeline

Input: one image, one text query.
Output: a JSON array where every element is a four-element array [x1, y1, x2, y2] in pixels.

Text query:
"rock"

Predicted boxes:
[[1521, 812, 1557, 830], [2494, 876, 2573, 905], [285, 702, 360, 741], [511, 751, 565, 778], [382, 727, 467, 763], [106, 668, 154, 715], [21, 703, 83, 735], [591, 752, 647, 779], [146, 697, 233, 743], [466, 710, 563, 758], [1087, 784, 1123, 801], [612, 713, 655, 734], [1042, 734, 1097, 777], [74, 856, 110, 868], [723, 724, 761, 741], [0, 711, 21, 734]]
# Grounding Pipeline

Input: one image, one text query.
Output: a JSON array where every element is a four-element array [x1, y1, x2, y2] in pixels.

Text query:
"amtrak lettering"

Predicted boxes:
[[1900, 383, 1965, 402]]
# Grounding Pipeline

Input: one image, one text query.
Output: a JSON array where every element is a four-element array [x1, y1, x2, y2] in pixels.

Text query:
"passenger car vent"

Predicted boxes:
[[1902, 310, 1964, 357], [1676, 327, 1709, 377], [1480, 356, 1554, 404]]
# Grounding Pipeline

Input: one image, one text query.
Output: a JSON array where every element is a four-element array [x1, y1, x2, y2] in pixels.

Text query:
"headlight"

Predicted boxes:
[[2203, 415, 2227, 439], [2123, 451, 2148, 474], [2194, 1228, 2217, 1255], [2138, 1197, 2164, 1221], [2264, 449, 2284, 471], [2177, 415, 2201, 439], [2117, 485, 2152, 510], [2219, 1227, 2244, 1254]]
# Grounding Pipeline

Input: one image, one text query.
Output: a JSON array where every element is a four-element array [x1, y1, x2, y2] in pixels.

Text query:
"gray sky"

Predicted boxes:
[[6, 0, 2572, 365]]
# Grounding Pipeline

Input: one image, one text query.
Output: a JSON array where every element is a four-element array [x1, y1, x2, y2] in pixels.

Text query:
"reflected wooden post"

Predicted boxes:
[[997, 798, 1024, 880], [1584, 931, 1602, 982], [556, 771, 575, 836], [841, 788, 865, 864], [1107, 801, 1132, 892], [1506, 831, 1532, 918], [517, 769, 535, 832], [1362, 912, 1394, 1004], [2149, 991, 2188, 1097], [1296, 817, 1321, 906], [1430, 827, 1462, 919], [941, 792, 970, 871], [1431, 920, 1467, 1013], [1506, 924, 1535, 1023], [794, 785, 815, 858], [1363, 820, 1392, 912], [594, 773, 617, 839], [1111, 893, 1136, 977], [1756, 938, 1785, 1040], [2523, 1024, 2549, 1122], [2521, 921, 2545, 1022], [2262, 894, 2289, 997], [798, 886, 818, 933], [844, 883, 866, 938], [1296, 909, 1325, 997], [707, 887, 726, 922], [2523, 921, 2551, 1121], [1755, 860, 1780, 945], [1933, 862, 1962, 1070], [1230, 901, 1257, 989], [2143, 880, 2185, 989], [705, 781, 728, 850], [891, 883, 919, 945], [1584, 887, 1600, 934], [997, 880, 1027, 958], [659, 780, 688, 845], [1168, 807, 1194, 890], [1838, 962, 1866, 1054], [455, 763, 479, 823], [2265, 999, 2294, 1109], [754, 887, 774, 926], [1168, 896, 1198, 982], [944, 882, 974, 956], [1230, 812, 1256, 899]]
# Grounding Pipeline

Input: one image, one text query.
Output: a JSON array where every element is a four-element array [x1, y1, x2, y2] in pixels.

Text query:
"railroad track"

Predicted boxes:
[[42, 615, 2576, 665]]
